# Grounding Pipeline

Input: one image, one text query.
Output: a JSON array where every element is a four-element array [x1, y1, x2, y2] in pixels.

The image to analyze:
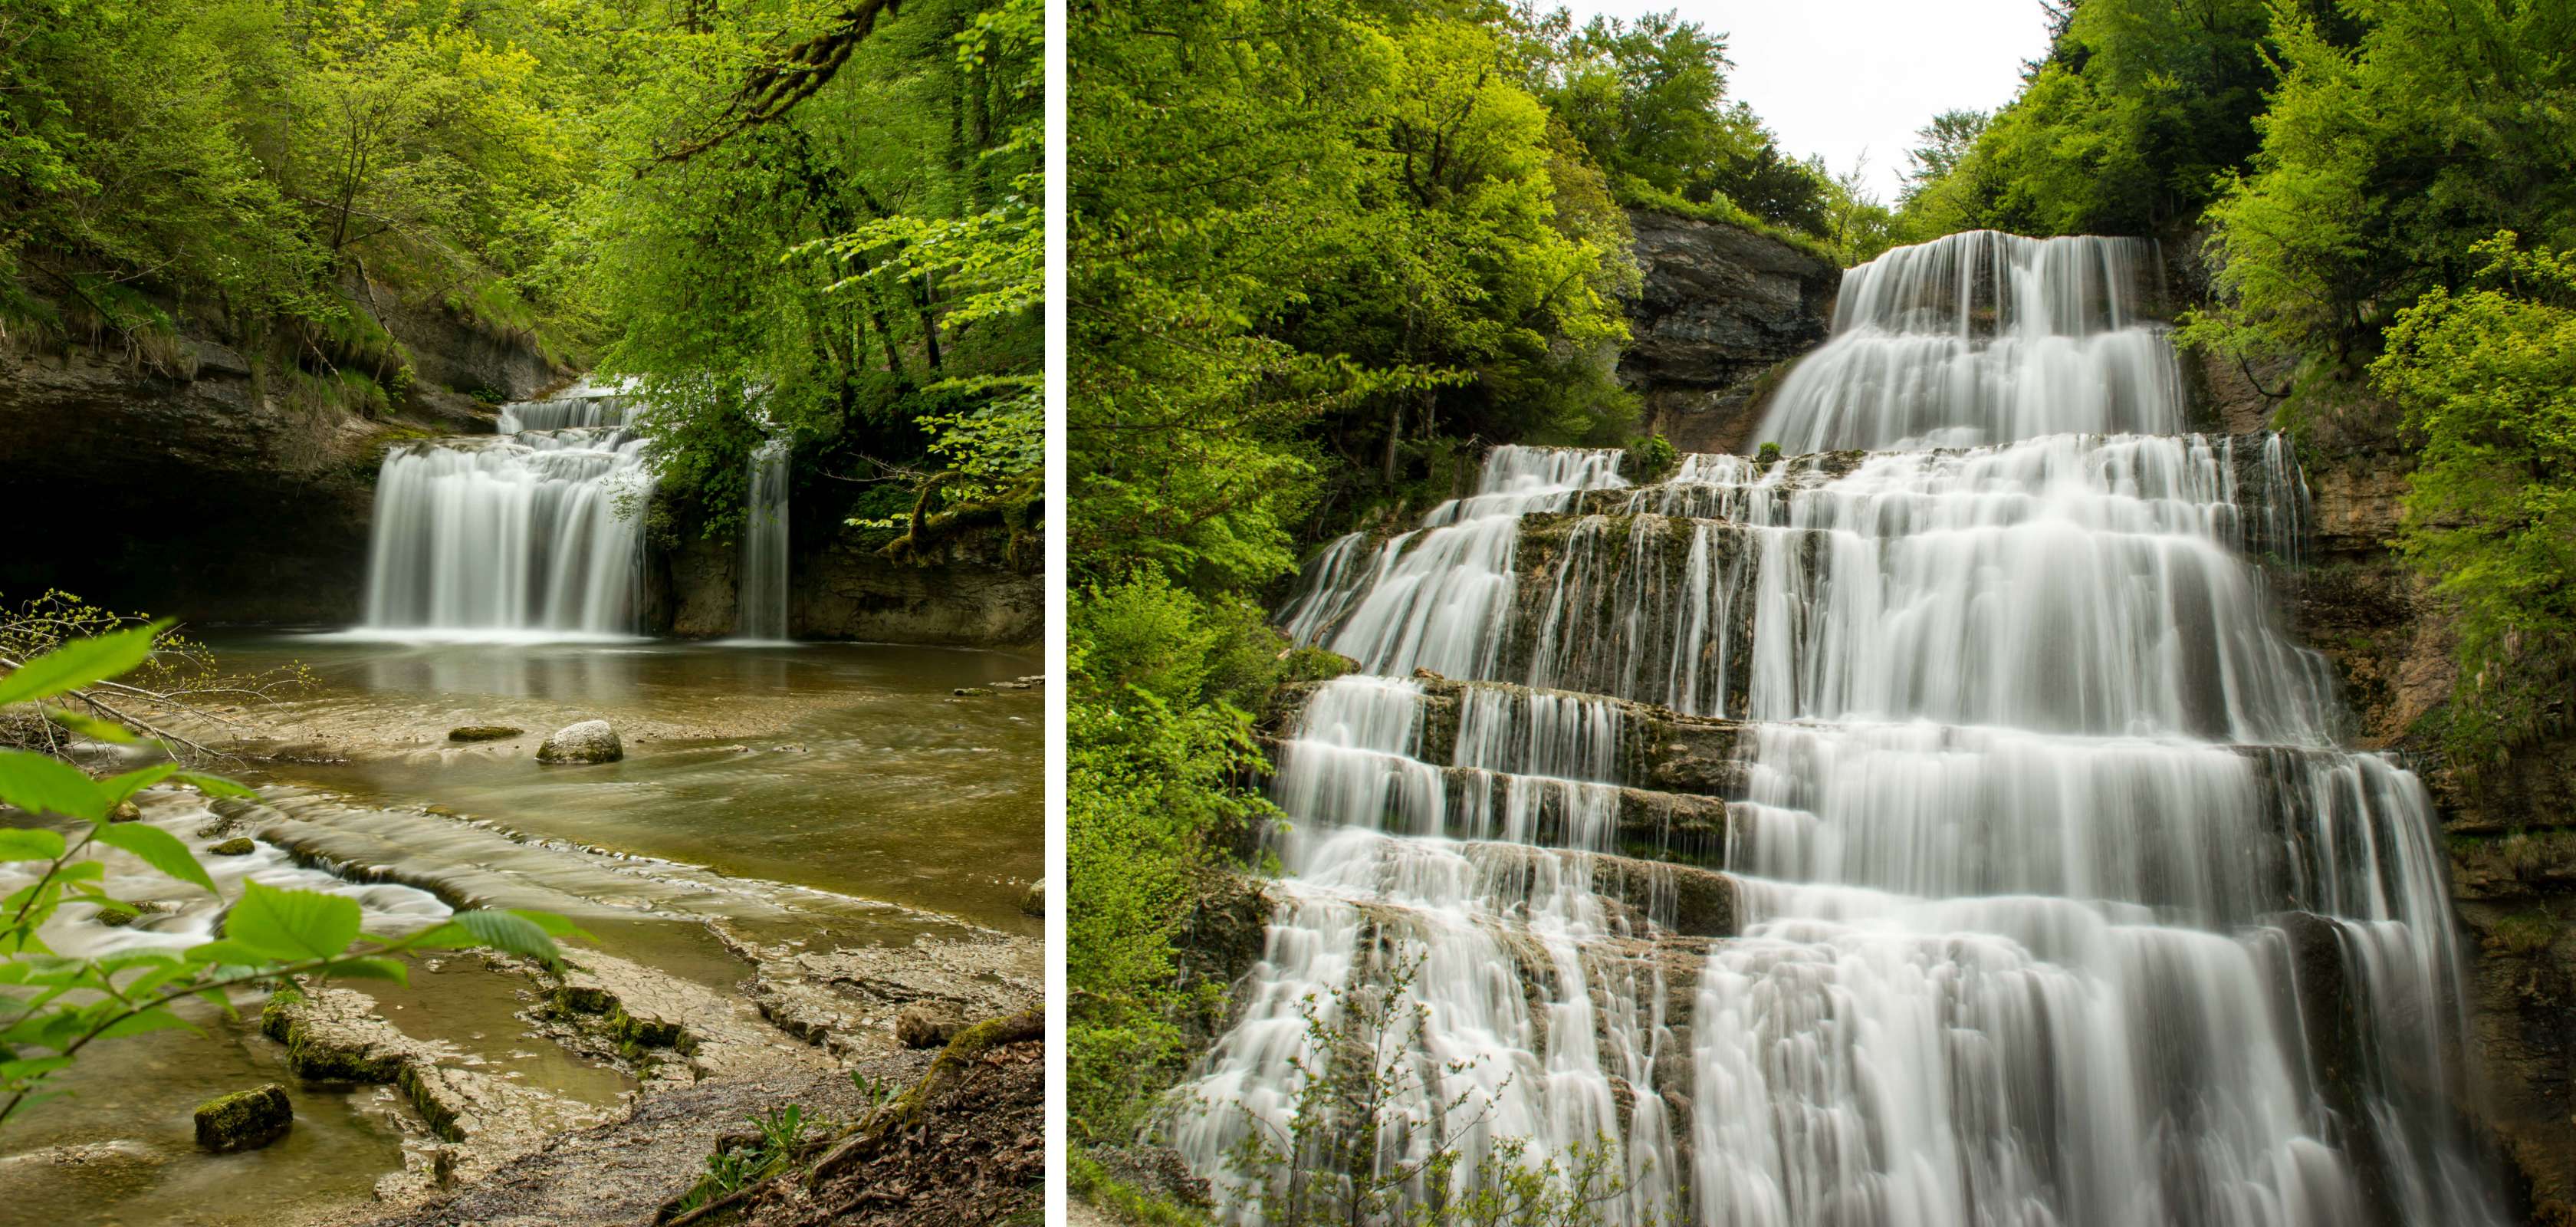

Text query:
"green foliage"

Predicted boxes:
[[0, 0, 598, 387], [581, 0, 1042, 548], [0, 631, 581, 1127], [1894, 0, 2284, 240], [1756, 441, 1783, 468], [1625, 434, 1677, 483], [1066, 574, 1282, 1139], [2185, 0, 2576, 360], [2371, 234, 2576, 768]]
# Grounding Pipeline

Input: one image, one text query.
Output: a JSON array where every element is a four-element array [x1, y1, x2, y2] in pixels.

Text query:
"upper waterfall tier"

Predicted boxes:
[[1755, 231, 2184, 452], [359, 380, 653, 637], [1283, 436, 2328, 742]]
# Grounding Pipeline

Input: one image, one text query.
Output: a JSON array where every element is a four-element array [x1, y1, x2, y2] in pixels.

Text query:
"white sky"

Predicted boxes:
[[1551, 1, 2049, 202]]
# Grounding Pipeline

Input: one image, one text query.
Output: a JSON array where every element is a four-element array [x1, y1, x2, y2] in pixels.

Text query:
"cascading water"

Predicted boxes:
[[736, 437, 791, 640], [360, 380, 653, 637], [1182, 231, 2505, 1226]]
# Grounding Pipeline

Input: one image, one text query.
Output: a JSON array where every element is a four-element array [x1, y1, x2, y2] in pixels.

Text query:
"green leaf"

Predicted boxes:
[[406, 910, 569, 969], [317, 957, 409, 985], [180, 939, 275, 968], [222, 883, 360, 963], [44, 707, 136, 744], [94, 1006, 198, 1041], [92, 823, 215, 893], [0, 622, 166, 707], [99, 763, 179, 805], [0, 750, 107, 821], [0, 829, 65, 863], [170, 772, 257, 801]]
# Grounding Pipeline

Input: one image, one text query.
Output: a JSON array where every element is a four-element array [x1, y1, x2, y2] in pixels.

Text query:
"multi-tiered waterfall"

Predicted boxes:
[[359, 380, 653, 637], [1182, 232, 2504, 1226]]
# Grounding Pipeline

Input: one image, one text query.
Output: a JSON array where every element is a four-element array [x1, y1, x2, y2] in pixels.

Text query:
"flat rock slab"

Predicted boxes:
[[724, 927, 1042, 1061], [261, 983, 611, 1196]]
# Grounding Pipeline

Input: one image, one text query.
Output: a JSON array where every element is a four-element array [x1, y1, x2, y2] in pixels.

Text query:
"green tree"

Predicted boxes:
[[2371, 234, 2576, 768]]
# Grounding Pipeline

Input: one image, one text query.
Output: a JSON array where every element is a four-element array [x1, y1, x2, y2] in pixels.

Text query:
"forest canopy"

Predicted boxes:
[[0, 0, 1041, 551]]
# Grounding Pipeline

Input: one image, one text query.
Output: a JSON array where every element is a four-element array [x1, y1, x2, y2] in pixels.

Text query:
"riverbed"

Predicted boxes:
[[0, 633, 1042, 1226]]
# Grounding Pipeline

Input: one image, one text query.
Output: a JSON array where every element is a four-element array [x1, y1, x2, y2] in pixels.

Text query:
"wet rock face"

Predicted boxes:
[[0, 295, 563, 625], [2246, 371, 2576, 1219], [193, 1084, 292, 1152], [646, 507, 1043, 648], [448, 725, 524, 742], [1618, 208, 1839, 456], [537, 720, 623, 765]]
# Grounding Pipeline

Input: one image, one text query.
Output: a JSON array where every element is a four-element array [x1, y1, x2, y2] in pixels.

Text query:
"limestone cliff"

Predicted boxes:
[[0, 284, 566, 624], [1616, 209, 1839, 455], [646, 521, 1041, 648]]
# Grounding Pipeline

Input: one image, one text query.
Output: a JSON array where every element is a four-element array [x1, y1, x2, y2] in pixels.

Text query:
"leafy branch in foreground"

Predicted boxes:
[[1220, 952, 1640, 1227], [0, 591, 313, 762], [0, 628, 584, 1129]]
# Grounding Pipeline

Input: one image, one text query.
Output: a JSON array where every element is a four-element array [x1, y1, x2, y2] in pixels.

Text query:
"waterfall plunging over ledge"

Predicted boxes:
[[1181, 231, 2508, 1226], [356, 380, 654, 640], [734, 436, 792, 642]]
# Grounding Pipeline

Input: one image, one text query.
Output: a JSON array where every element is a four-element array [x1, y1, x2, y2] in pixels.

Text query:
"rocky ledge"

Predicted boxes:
[[1617, 209, 1839, 456]]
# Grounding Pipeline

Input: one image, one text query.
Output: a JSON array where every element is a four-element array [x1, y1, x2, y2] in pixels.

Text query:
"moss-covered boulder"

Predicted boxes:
[[447, 725, 523, 742], [209, 837, 255, 856], [109, 801, 142, 823], [193, 1084, 291, 1152]]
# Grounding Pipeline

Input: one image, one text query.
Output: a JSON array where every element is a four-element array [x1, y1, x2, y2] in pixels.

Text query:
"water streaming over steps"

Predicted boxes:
[[737, 437, 792, 640], [360, 380, 653, 637], [1181, 231, 2505, 1226]]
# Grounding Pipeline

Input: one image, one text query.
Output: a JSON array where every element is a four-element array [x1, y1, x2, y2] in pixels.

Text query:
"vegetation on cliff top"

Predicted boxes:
[[1898, 0, 2576, 770], [0, 0, 1040, 554]]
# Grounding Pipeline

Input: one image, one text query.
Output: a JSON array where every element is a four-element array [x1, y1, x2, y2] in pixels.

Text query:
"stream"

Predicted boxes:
[[0, 389, 1040, 1226]]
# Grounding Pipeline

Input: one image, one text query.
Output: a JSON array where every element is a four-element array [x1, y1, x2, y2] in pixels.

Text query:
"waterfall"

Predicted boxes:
[[359, 380, 653, 638], [1182, 231, 2505, 1226], [736, 437, 791, 640]]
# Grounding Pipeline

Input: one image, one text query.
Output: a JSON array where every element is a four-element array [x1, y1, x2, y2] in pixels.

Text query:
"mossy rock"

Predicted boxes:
[[1276, 646, 1359, 685], [110, 801, 143, 823], [260, 994, 406, 1083], [447, 725, 524, 742], [209, 837, 256, 856], [193, 1084, 292, 1152], [952, 686, 994, 697], [97, 900, 170, 929], [550, 983, 616, 1015]]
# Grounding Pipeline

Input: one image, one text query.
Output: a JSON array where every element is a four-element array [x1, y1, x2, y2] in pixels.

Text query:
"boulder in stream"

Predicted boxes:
[[1018, 879, 1046, 917], [109, 801, 141, 823], [192, 1084, 292, 1152], [448, 725, 524, 742], [209, 837, 255, 856], [536, 720, 623, 765]]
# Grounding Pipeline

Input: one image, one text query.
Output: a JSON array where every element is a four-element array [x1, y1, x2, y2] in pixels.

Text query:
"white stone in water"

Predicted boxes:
[[535, 720, 623, 765]]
